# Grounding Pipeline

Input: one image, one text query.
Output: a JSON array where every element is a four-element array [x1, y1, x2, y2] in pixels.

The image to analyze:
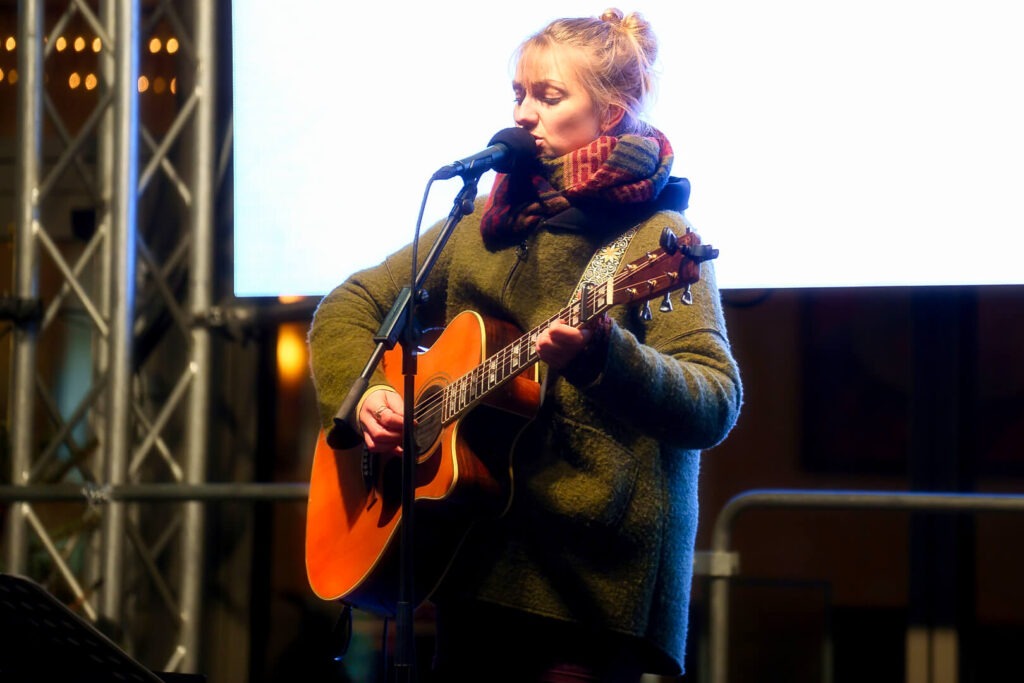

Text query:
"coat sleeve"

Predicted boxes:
[[307, 223, 451, 434], [572, 213, 743, 450]]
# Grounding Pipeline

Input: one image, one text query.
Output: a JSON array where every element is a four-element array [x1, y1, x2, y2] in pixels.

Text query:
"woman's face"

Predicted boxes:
[[513, 46, 607, 158]]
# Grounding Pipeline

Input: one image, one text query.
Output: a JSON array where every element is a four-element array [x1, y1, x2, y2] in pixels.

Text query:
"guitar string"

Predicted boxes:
[[409, 247, 682, 426]]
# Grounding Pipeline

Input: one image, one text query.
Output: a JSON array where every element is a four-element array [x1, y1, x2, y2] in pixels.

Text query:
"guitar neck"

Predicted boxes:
[[435, 281, 614, 425], [428, 225, 716, 426]]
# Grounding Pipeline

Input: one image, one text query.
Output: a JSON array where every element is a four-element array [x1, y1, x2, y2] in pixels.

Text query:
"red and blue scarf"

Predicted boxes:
[[480, 128, 674, 248]]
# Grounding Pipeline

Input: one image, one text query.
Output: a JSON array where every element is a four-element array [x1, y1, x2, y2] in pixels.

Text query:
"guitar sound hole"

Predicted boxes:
[[414, 385, 443, 456]]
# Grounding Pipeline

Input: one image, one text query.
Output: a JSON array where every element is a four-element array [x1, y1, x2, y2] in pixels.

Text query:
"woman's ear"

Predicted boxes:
[[601, 105, 626, 133]]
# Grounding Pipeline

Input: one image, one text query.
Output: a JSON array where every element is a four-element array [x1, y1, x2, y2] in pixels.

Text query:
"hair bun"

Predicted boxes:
[[600, 8, 625, 24], [601, 9, 653, 46]]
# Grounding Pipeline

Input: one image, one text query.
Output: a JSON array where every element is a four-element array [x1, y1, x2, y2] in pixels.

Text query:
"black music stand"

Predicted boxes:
[[0, 573, 205, 683]]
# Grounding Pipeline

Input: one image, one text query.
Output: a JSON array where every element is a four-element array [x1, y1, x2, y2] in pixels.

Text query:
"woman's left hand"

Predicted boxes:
[[535, 319, 592, 370]]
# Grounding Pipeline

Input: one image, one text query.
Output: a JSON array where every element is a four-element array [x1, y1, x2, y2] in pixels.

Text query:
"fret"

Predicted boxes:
[[563, 307, 575, 327], [444, 386, 456, 421], [521, 335, 533, 364], [487, 357, 498, 386]]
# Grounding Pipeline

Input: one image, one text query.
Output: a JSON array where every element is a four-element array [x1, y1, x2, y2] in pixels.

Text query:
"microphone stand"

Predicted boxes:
[[327, 173, 484, 683]]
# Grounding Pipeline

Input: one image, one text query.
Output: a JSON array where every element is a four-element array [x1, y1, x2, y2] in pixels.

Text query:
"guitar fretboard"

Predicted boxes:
[[434, 279, 614, 424]]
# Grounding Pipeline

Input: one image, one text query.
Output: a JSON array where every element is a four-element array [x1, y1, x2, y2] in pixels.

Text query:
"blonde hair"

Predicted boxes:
[[514, 8, 659, 135]]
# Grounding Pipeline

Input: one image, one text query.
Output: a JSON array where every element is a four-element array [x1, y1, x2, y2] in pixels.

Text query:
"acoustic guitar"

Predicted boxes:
[[305, 226, 718, 615]]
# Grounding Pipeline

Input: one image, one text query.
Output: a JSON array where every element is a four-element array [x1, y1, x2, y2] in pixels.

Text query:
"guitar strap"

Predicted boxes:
[[537, 224, 642, 403], [569, 224, 641, 303]]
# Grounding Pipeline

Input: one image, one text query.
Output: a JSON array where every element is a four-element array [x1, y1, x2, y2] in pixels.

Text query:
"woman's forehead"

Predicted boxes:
[[515, 43, 583, 87]]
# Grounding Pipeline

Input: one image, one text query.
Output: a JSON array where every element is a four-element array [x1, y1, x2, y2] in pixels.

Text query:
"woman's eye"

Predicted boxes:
[[512, 92, 561, 106]]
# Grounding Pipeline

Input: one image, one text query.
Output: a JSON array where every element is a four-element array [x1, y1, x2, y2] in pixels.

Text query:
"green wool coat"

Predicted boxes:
[[308, 188, 742, 675]]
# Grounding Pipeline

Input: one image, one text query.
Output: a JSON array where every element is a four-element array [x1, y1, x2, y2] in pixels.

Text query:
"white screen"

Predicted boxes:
[[232, 0, 1024, 296]]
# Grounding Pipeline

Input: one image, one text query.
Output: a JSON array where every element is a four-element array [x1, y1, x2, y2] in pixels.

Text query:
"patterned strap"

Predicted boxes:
[[570, 225, 640, 304]]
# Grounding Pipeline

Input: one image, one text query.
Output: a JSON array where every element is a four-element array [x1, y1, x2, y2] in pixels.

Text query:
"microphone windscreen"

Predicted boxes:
[[488, 127, 537, 174]]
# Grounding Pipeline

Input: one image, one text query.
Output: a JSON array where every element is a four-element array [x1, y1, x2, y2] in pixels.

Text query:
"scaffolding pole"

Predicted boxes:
[[5, 0, 45, 577], [180, 0, 217, 667], [4, 0, 221, 675]]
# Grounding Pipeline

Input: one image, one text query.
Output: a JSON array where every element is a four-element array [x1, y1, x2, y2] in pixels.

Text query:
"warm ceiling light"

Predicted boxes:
[[6, 69, 16, 85], [5, 36, 15, 51], [149, 37, 162, 53], [56, 36, 67, 52], [170, 77, 177, 95], [166, 37, 179, 54], [85, 73, 97, 90], [92, 37, 102, 53], [73, 36, 85, 52], [138, 75, 149, 92], [68, 72, 81, 89], [153, 77, 166, 94]]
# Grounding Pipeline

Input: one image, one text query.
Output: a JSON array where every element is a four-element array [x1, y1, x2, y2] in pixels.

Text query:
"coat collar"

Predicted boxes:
[[539, 176, 691, 236]]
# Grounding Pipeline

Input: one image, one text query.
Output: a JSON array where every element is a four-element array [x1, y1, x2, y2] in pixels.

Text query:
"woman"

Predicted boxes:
[[308, 8, 743, 682]]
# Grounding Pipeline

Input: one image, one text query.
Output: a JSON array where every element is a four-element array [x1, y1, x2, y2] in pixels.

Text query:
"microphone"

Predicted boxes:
[[432, 127, 536, 180]]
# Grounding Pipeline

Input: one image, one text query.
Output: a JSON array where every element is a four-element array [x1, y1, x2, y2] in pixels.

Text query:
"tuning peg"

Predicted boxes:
[[659, 292, 674, 313], [659, 227, 678, 254], [640, 301, 653, 321], [680, 285, 693, 306]]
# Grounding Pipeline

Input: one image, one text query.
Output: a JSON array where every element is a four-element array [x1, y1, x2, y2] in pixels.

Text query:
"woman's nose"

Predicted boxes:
[[514, 100, 537, 127]]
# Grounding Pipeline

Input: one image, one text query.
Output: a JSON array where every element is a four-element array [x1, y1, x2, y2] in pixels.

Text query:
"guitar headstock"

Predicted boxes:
[[608, 226, 718, 315]]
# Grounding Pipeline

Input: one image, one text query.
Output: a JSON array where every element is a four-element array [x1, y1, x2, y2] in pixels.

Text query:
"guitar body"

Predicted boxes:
[[305, 310, 541, 614]]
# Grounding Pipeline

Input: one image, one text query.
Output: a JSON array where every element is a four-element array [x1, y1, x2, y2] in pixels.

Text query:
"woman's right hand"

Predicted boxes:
[[361, 389, 404, 454]]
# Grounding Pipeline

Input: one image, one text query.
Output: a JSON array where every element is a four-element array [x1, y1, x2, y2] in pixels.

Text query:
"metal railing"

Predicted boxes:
[[704, 489, 1024, 683], [0, 482, 310, 504], [12, 483, 1024, 682]]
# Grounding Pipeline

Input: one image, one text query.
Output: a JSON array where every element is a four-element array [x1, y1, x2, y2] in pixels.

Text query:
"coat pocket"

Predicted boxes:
[[521, 413, 640, 534]]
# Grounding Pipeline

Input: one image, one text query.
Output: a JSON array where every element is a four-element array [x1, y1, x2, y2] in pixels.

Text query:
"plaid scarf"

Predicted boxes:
[[480, 128, 674, 249]]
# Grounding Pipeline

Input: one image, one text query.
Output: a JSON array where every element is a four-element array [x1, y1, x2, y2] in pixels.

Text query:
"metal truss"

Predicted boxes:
[[5, 0, 217, 673]]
